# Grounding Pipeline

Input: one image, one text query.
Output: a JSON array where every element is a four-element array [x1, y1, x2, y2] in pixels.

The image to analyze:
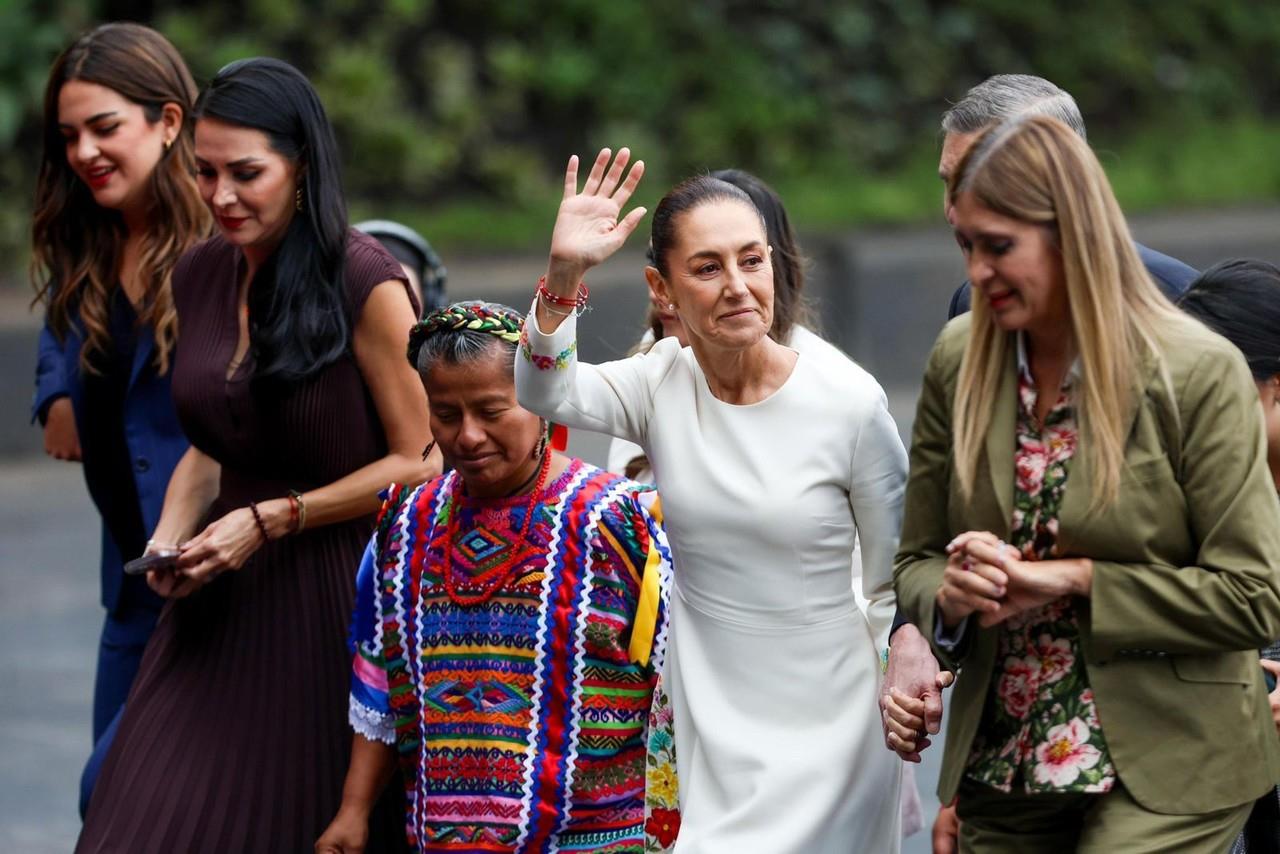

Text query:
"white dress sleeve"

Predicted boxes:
[[848, 391, 909, 653], [515, 300, 678, 446], [607, 435, 647, 477]]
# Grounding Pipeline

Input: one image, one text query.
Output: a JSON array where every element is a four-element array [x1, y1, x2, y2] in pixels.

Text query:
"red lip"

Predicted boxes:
[[218, 216, 249, 231], [85, 169, 114, 190], [988, 291, 1016, 310]]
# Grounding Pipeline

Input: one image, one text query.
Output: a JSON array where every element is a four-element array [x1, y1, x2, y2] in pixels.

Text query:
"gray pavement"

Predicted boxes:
[[3, 204, 1279, 851], [0, 457, 99, 852]]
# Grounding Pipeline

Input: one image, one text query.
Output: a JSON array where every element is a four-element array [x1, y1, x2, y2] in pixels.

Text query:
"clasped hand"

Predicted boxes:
[[935, 531, 1091, 630], [880, 623, 954, 762], [147, 507, 267, 598]]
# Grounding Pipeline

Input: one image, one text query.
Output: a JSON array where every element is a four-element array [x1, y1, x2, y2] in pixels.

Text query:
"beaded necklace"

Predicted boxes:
[[441, 450, 553, 606]]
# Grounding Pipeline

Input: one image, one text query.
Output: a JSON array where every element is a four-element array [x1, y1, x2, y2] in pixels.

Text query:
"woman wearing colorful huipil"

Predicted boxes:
[[317, 302, 672, 854], [517, 150, 908, 852], [892, 116, 1280, 851]]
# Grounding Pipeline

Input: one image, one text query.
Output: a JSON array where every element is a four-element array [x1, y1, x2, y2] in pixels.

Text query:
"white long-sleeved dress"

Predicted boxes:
[[516, 311, 907, 853]]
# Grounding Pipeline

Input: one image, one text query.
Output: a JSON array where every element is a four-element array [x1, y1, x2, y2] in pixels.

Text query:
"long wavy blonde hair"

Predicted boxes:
[[31, 23, 210, 376], [948, 115, 1189, 509]]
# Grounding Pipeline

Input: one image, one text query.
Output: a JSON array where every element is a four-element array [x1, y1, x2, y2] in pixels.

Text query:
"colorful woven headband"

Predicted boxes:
[[407, 302, 524, 366]]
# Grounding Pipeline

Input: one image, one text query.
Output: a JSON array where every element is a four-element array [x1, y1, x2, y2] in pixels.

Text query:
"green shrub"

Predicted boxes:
[[3, 0, 1280, 267]]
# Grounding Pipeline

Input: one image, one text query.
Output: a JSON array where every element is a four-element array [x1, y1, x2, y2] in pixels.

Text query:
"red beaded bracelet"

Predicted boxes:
[[536, 276, 589, 312]]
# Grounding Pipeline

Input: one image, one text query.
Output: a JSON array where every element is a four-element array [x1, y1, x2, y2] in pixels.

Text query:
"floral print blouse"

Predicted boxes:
[[965, 361, 1117, 794]]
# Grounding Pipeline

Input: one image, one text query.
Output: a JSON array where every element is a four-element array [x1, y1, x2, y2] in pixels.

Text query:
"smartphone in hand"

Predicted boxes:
[[123, 549, 180, 576]]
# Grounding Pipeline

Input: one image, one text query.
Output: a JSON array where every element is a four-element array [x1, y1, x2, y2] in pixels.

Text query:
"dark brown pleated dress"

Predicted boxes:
[[78, 231, 412, 854]]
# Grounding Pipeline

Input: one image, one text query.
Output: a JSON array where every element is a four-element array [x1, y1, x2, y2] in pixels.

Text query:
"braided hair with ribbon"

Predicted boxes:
[[408, 300, 522, 368], [408, 301, 568, 451]]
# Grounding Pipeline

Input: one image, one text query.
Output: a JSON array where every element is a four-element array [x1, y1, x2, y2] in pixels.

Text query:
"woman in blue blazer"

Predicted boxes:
[[29, 23, 209, 804]]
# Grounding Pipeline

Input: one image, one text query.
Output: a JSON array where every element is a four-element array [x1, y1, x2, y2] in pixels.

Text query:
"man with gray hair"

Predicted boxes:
[[939, 74, 1197, 319]]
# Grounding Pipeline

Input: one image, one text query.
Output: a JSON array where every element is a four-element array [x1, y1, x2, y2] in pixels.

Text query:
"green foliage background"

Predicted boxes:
[[3, 0, 1280, 272]]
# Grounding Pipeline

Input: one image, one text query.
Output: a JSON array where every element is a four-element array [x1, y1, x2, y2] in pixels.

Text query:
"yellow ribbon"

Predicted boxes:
[[628, 495, 664, 667]]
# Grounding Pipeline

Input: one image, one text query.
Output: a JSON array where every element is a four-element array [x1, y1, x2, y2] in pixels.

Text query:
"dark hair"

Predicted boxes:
[[649, 175, 757, 278], [408, 301, 524, 376], [710, 169, 812, 341], [31, 22, 209, 375], [195, 57, 348, 383], [1178, 259, 1280, 380]]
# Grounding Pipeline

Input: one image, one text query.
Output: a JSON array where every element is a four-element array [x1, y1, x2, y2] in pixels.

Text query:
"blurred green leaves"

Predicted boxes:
[[2, 0, 1280, 268]]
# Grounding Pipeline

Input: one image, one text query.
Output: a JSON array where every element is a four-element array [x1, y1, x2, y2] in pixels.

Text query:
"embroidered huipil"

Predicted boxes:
[[348, 459, 672, 852], [965, 339, 1116, 794]]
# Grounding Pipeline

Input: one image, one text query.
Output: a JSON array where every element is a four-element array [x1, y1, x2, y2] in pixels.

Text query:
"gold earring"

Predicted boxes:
[[295, 187, 303, 211]]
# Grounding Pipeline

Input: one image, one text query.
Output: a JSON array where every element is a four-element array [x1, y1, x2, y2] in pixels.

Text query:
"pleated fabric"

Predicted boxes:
[[77, 232, 414, 853]]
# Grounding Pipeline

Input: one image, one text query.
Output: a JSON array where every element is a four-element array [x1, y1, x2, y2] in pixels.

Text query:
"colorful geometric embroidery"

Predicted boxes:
[[349, 460, 670, 852]]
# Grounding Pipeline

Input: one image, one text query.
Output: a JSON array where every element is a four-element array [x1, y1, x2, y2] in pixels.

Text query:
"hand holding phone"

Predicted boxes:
[[123, 548, 180, 576]]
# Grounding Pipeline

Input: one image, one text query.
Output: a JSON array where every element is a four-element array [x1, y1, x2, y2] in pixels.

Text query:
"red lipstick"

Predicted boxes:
[[85, 168, 114, 190]]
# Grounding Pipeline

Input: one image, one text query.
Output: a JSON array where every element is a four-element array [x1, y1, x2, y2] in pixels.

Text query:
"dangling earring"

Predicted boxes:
[[533, 420, 549, 460], [295, 187, 303, 211], [163, 137, 173, 152]]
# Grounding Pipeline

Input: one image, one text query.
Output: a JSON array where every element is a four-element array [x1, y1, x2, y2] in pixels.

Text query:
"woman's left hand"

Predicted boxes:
[[952, 537, 1092, 628], [172, 507, 268, 594]]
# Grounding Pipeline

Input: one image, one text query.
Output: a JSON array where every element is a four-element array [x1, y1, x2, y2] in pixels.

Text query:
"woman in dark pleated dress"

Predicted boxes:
[[77, 57, 441, 853]]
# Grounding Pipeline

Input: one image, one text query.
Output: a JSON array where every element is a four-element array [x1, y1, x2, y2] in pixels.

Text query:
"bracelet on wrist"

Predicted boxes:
[[536, 276, 589, 313], [248, 501, 271, 543], [289, 489, 308, 533], [537, 298, 576, 317]]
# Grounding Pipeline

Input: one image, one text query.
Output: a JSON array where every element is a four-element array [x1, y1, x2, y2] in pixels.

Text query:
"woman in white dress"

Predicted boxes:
[[515, 147, 907, 852]]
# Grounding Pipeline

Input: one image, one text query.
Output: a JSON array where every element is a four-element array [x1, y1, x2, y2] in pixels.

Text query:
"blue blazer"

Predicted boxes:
[[946, 242, 1198, 319], [33, 319, 189, 613]]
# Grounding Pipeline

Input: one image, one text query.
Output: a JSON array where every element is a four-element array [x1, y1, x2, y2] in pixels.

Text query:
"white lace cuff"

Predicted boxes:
[[348, 695, 396, 745]]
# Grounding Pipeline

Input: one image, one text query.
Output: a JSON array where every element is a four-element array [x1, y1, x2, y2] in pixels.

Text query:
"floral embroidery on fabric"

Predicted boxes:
[[965, 371, 1117, 794], [520, 326, 576, 371], [643, 674, 680, 852]]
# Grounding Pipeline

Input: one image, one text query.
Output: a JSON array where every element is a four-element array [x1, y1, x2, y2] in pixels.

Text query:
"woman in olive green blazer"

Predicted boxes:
[[892, 116, 1280, 852]]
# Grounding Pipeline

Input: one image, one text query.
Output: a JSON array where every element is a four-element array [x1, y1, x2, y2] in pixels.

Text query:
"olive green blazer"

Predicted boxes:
[[894, 313, 1280, 815]]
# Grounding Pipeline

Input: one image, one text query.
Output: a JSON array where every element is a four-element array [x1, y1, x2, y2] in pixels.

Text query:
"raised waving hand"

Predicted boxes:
[[544, 148, 646, 304]]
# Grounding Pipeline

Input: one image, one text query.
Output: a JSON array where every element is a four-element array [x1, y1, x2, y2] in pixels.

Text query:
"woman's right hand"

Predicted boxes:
[[144, 540, 197, 599], [935, 530, 1010, 629], [315, 808, 369, 854], [546, 147, 647, 291], [43, 397, 81, 461]]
